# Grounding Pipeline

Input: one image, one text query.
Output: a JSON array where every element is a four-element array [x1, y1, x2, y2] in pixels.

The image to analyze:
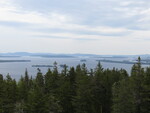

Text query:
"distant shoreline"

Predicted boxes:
[[0, 60, 31, 63], [97, 60, 150, 65]]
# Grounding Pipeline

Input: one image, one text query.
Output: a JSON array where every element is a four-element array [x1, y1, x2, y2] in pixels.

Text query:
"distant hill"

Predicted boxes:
[[0, 52, 150, 58]]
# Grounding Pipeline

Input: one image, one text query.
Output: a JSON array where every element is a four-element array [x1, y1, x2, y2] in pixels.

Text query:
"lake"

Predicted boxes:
[[0, 56, 148, 80]]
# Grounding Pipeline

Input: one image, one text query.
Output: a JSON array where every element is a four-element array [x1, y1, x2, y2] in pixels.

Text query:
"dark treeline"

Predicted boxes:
[[0, 57, 150, 113]]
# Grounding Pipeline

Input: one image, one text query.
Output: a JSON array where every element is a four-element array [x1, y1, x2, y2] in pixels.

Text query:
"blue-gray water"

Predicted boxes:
[[0, 56, 148, 80]]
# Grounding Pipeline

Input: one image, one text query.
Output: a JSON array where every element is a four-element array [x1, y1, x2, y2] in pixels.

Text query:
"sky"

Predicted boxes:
[[0, 0, 150, 55]]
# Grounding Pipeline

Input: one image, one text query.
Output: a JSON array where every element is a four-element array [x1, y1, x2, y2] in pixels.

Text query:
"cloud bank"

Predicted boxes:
[[0, 0, 150, 55]]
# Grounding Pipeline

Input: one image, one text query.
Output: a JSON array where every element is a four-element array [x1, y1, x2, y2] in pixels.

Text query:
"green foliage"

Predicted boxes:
[[0, 58, 149, 113], [112, 57, 150, 113]]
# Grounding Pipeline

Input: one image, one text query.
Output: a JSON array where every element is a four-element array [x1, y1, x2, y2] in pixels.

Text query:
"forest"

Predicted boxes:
[[0, 57, 149, 113]]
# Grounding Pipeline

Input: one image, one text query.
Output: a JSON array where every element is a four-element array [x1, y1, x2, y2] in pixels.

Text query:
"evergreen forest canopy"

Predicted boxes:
[[0, 57, 149, 113]]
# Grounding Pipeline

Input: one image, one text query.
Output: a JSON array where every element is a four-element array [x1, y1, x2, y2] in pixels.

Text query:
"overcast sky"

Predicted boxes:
[[0, 0, 150, 55]]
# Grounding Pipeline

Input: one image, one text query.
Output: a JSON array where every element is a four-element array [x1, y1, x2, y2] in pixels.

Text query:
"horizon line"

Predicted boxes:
[[0, 51, 149, 56]]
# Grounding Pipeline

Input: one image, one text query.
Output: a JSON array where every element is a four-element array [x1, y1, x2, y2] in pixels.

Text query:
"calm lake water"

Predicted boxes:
[[0, 56, 148, 80]]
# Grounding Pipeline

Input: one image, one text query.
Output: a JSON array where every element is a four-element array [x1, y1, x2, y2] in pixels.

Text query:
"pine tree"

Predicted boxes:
[[0, 74, 4, 113], [112, 78, 134, 113], [59, 67, 76, 113], [3, 74, 17, 113], [141, 67, 150, 113], [130, 57, 144, 113]]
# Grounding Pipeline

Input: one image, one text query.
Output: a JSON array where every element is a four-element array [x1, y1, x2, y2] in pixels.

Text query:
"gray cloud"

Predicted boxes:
[[0, 0, 150, 54]]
